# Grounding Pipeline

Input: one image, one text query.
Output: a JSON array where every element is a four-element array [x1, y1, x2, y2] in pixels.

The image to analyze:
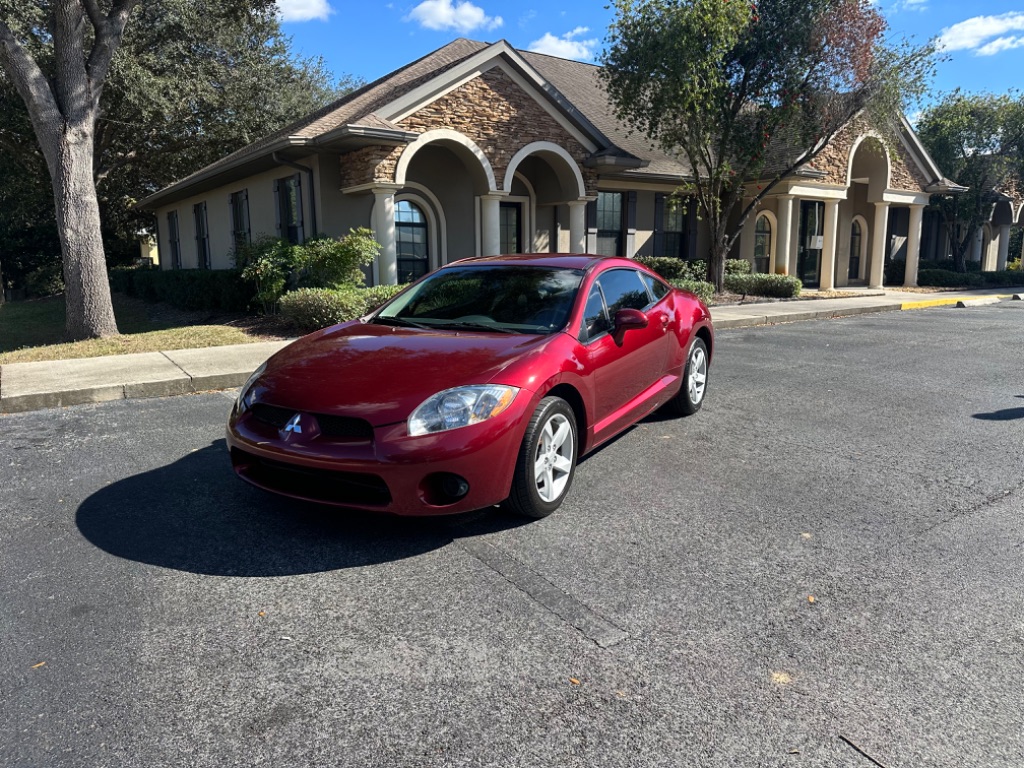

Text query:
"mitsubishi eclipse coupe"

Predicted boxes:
[[226, 254, 713, 518]]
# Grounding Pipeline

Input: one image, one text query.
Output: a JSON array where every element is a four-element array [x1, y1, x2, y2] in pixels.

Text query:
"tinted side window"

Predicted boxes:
[[581, 287, 610, 341], [599, 269, 651, 315], [642, 272, 670, 301]]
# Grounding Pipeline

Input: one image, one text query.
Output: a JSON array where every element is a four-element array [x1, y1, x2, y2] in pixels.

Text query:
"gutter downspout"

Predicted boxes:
[[272, 152, 318, 238]]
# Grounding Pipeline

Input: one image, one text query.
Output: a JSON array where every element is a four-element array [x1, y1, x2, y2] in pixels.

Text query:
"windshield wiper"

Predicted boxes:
[[373, 315, 433, 330], [436, 320, 518, 334]]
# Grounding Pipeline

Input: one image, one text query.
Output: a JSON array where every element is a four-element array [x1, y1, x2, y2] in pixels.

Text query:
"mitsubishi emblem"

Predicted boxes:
[[283, 413, 303, 434]]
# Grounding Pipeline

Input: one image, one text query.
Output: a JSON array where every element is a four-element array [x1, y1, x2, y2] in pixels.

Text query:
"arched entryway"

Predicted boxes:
[[503, 141, 587, 253], [847, 136, 893, 288]]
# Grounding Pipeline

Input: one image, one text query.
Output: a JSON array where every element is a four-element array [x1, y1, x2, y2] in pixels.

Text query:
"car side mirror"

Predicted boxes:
[[614, 308, 649, 333]]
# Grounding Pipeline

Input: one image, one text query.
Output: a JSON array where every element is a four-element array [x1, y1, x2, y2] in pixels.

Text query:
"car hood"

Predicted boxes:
[[252, 321, 552, 425]]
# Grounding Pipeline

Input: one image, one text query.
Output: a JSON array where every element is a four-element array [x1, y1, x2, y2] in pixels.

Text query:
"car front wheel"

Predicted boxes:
[[503, 396, 577, 518]]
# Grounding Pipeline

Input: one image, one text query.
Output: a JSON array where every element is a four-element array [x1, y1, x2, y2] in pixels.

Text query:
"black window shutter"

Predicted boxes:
[[653, 193, 665, 258], [686, 201, 698, 260], [273, 180, 282, 238], [293, 174, 305, 243]]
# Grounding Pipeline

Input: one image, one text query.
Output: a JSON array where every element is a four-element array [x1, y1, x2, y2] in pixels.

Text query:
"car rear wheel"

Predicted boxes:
[[667, 337, 708, 416], [503, 396, 577, 519]]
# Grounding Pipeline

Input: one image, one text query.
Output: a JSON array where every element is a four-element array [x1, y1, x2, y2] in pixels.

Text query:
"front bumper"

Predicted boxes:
[[225, 395, 533, 516]]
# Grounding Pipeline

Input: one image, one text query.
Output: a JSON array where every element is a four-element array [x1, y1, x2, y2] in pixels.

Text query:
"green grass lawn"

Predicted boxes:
[[0, 294, 284, 364]]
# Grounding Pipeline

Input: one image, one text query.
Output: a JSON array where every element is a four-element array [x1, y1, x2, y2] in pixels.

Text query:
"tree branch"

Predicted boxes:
[[85, 0, 140, 108], [0, 20, 62, 167]]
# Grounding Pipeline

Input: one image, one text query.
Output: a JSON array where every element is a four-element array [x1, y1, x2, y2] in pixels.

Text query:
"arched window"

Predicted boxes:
[[753, 214, 772, 273], [849, 219, 863, 280], [396, 200, 429, 282]]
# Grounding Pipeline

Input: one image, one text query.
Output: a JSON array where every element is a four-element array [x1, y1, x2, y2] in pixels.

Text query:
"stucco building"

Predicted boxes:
[[140, 38, 982, 289]]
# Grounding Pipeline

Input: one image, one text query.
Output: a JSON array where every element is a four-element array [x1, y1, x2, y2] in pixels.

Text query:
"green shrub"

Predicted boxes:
[[1007, 257, 1021, 272], [635, 256, 705, 282], [292, 229, 380, 289], [233, 236, 294, 313], [279, 287, 366, 332], [725, 273, 802, 298], [23, 263, 65, 298], [981, 270, 1024, 286], [360, 283, 407, 312], [885, 259, 906, 285], [668, 279, 714, 305], [725, 258, 752, 275], [918, 269, 984, 288], [109, 265, 250, 312]]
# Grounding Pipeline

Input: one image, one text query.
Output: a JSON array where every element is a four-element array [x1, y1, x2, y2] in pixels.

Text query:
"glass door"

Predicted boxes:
[[500, 202, 522, 254], [798, 201, 824, 288]]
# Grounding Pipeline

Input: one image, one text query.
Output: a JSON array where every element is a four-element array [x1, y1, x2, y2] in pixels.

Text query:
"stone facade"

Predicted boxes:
[[812, 118, 930, 192], [338, 145, 401, 189], [337, 67, 599, 195]]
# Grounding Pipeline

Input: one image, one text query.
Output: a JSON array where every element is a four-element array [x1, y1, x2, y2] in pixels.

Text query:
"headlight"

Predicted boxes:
[[235, 362, 267, 413], [408, 385, 519, 436]]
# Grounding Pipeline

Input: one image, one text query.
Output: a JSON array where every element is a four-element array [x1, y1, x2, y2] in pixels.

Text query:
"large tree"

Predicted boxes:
[[0, 1, 348, 338], [601, 0, 935, 291], [916, 92, 1024, 273]]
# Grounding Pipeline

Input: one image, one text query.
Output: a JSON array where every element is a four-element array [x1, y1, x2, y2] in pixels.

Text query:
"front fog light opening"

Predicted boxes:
[[420, 473, 471, 506]]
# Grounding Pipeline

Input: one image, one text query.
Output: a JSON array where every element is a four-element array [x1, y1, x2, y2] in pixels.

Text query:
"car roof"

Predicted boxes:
[[444, 253, 644, 271]]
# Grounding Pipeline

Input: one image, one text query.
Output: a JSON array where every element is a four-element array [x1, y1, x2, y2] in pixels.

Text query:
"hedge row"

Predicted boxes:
[[724, 273, 803, 298], [279, 284, 407, 332], [668, 279, 715, 305], [917, 269, 1024, 288], [635, 257, 752, 282], [110, 266, 251, 312]]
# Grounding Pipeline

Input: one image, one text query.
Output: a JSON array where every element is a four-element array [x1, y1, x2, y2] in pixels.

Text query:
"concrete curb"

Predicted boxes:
[[713, 302, 903, 329], [0, 341, 289, 415]]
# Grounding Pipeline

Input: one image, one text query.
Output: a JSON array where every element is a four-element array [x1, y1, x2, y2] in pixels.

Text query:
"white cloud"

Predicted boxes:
[[977, 35, 1024, 56], [277, 0, 333, 22], [406, 0, 503, 33], [938, 12, 1024, 53], [527, 27, 598, 60]]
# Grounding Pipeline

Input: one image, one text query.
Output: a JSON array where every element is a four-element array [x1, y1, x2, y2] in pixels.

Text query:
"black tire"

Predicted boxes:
[[502, 396, 578, 519], [667, 337, 709, 416]]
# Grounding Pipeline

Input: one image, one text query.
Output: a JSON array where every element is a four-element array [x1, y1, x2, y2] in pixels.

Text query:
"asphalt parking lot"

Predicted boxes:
[[2, 303, 1023, 767]]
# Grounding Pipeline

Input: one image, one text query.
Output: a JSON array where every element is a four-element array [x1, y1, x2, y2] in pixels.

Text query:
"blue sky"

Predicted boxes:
[[277, 0, 1024, 111]]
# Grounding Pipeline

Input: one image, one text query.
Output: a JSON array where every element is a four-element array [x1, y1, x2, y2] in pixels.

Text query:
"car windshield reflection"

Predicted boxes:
[[375, 265, 585, 334]]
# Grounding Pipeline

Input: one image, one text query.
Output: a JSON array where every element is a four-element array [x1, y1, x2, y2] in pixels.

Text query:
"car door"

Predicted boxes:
[[580, 268, 670, 442]]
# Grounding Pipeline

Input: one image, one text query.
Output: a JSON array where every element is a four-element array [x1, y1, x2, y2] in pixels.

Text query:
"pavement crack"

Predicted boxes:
[[918, 482, 1024, 536], [158, 351, 192, 381], [455, 537, 629, 649]]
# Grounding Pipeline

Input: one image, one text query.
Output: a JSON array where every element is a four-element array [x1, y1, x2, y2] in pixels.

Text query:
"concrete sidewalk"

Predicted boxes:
[[1, 287, 1018, 414]]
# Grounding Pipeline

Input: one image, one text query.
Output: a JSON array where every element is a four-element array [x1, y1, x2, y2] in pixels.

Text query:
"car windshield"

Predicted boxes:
[[375, 265, 585, 334]]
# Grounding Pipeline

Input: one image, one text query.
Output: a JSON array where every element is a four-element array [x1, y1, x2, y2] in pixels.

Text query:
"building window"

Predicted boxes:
[[753, 214, 772, 274], [230, 190, 250, 252], [166, 211, 181, 270], [849, 219, 863, 280], [193, 202, 210, 269], [396, 200, 429, 283], [654, 194, 691, 259], [596, 192, 624, 256], [275, 174, 304, 245]]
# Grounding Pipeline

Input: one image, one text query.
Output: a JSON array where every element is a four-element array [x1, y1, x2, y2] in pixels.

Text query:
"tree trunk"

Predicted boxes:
[[51, 125, 118, 339]]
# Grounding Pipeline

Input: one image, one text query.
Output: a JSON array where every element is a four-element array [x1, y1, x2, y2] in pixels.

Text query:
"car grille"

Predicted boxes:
[[249, 403, 374, 442], [231, 448, 392, 507]]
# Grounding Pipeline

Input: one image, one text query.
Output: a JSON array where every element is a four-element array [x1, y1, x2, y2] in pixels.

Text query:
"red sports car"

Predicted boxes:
[[227, 254, 713, 518]]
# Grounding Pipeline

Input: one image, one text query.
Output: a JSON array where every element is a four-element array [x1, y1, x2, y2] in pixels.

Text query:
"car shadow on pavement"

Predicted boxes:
[[973, 395, 1024, 422], [75, 439, 530, 578]]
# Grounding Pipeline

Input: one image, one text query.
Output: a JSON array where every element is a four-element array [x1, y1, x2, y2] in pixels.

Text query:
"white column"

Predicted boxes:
[[820, 199, 840, 291], [869, 202, 890, 289], [372, 188, 398, 286], [904, 205, 924, 288], [971, 228, 983, 264], [776, 195, 794, 275], [739, 199, 756, 267], [567, 200, 587, 253], [997, 224, 1011, 271], [480, 194, 502, 256]]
